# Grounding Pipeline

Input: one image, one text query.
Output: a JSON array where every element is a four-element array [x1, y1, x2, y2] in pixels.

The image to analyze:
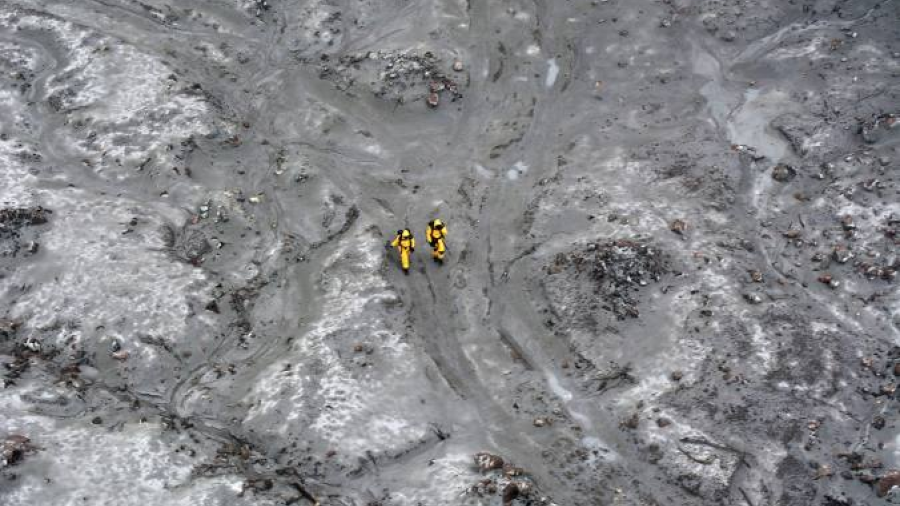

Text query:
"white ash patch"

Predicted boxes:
[[0, 402, 257, 506], [8, 188, 211, 354], [0, 135, 39, 207], [243, 229, 435, 457], [4, 9, 219, 180]]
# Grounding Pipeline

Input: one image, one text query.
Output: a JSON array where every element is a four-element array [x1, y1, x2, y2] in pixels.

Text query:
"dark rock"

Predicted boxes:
[[168, 226, 211, 265], [859, 473, 877, 484], [678, 473, 703, 495], [502, 482, 519, 504], [547, 239, 667, 320], [860, 114, 898, 144], [1, 435, 34, 468], [877, 470, 900, 497], [772, 164, 796, 182], [743, 292, 762, 304], [620, 412, 639, 430], [0, 319, 19, 339]]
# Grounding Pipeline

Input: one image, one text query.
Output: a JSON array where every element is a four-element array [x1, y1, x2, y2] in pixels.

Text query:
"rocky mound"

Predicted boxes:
[[545, 239, 668, 320]]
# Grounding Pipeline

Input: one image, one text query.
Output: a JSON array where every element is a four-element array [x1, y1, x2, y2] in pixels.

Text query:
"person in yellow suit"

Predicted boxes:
[[425, 219, 447, 264], [390, 229, 415, 275]]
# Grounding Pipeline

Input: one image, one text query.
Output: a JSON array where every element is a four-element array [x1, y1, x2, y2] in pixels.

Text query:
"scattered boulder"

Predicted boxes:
[[315, 49, 464, 107], [467, 453, 543, 505]]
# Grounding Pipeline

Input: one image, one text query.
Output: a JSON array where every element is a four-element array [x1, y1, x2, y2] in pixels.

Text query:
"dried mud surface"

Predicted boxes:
[[1, 0, 899, 505]]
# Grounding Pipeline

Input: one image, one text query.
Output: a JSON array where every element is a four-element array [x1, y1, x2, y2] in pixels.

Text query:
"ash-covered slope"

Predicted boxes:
[[1, 0, 898, 505]]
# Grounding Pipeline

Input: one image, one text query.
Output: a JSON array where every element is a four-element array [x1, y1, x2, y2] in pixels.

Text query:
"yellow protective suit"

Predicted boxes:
[[425, 219, 447, 263], [391, 229, 415, 274]]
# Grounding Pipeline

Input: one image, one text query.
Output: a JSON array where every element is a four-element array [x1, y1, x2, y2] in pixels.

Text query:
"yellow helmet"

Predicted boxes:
[[401, 229, 411, 238], [433, 219, 443, 229]]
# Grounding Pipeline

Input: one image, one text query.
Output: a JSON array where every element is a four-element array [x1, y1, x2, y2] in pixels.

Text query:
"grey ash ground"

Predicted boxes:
[[0, 0, 899, 505]]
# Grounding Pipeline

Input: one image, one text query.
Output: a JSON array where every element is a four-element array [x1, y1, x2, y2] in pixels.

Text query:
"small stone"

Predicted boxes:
[[861, 356, 874, 369], [671, 371, 683, 381], [533, 416, 551, 427], [23, 337, 41, 352], [503, 465, 524, 477], [832, 246, 854, 264], [840, 215, 856, 231], [619, 412, 639, 430], [814, 464, 833, 480], [474, 452, 504, 472], [772, 164, 796, 182], [807, 420, 821, 431], [91, 416, 103, 425], [783, 229, 802, 239], [660, 18, 672, 28], [893, 362, 900, 376], [353, 343, 364, 353], [749, 270, 763, 283], [669, 219, 686, 235], [26, 241, 39, 254], [248, 194, 263, 204], [818, 274, 833, 285], [111, 350, 130, 361], [879, 156, 891, 166], [502, 483, 520, 504], [426, 92, 440, 108], [452, 60, 464, 72], [656, 417, 671, 428], [881, 384, 896, 396], [743, 292, 762, 304], [873, 416, 886, 430]]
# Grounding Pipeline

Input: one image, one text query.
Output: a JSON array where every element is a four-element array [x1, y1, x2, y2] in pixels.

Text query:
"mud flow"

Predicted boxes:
[[1, 0, 899, 505]]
